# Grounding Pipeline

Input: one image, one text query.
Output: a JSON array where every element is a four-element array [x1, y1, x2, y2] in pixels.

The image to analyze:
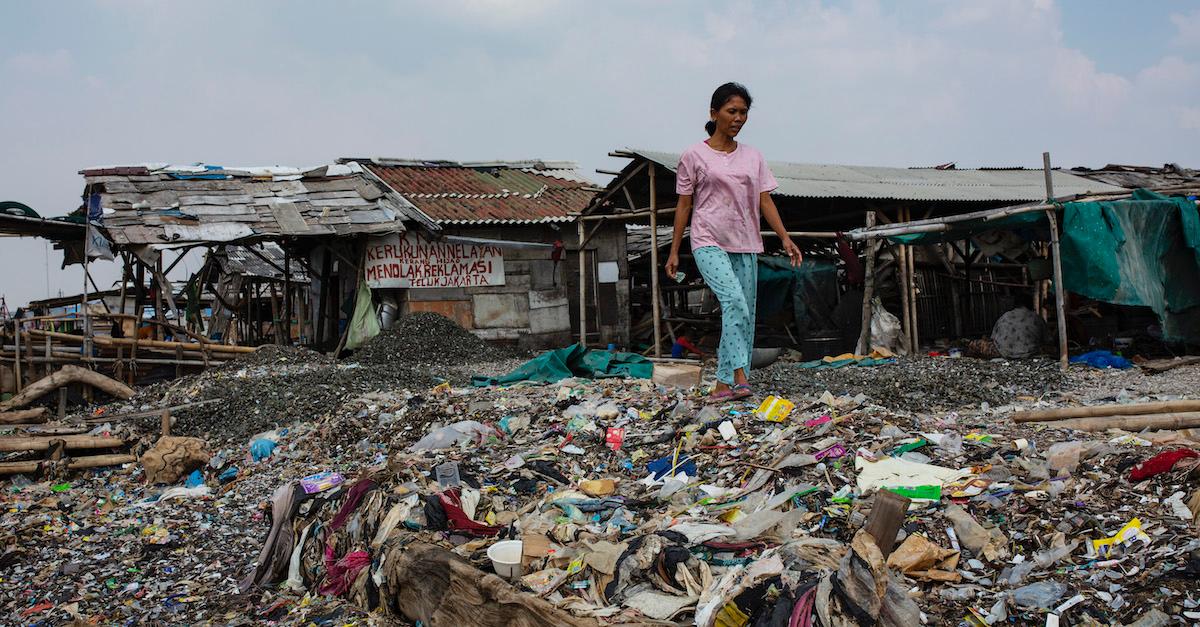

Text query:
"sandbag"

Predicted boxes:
[[141, 436, 211, 484]]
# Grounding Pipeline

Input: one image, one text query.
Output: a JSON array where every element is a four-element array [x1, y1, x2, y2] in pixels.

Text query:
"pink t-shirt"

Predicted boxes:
[[675, 140, 778, 253]]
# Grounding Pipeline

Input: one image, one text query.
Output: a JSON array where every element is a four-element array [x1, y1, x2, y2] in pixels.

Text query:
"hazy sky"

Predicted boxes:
[[2, 0, 1198, 308]]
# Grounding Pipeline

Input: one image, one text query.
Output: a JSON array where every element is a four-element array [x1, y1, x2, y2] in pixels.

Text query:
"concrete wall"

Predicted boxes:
[[399, 224, 575, 350]]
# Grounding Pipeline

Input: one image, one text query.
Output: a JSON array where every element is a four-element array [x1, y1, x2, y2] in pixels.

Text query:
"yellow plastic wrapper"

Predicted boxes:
[[755, 396, 795, 422]]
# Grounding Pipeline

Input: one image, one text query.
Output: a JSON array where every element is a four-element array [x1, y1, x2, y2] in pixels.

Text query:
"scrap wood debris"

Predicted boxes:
[[2, 323, 1200, 624]]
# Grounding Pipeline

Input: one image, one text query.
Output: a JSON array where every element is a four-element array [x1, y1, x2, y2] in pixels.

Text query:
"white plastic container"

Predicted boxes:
[[487, 540, 523, 579]]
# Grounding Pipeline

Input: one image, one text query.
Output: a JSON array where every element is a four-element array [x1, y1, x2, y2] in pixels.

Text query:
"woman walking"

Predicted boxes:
[[665, 82, 802, 402]]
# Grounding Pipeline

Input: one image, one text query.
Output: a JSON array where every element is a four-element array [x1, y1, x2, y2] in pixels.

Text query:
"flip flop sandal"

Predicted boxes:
[[707, 389, 737, 404], [731, 384, 754, 400]]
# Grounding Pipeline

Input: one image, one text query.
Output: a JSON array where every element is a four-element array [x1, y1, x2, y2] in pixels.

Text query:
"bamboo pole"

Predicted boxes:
[[905, 208, 919, 351], [284, 245, 293, 343], [0, 407, 49, 425], [1031, 411, 1200, 432], [1013, 399, 1200, 423], [0, 435, 125, 453], [1043, 152, 1069, 372], [761, 231, 839, 239], [0, 453, 136, 476], [0, 365, 134, 412], [897, 237, 912, 353], [27, 329, 255, 354], [0, 343, 238, 362], [576, 207, 676, 221], [578, 219, 587, 345], [12, 321, 21, 393], [844, 202, 1057, 241], [649, 163, 663, 358], [855, 211, 877, 355]]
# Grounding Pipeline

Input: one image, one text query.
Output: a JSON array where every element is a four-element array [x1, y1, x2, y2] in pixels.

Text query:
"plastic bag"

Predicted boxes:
[[1010, 581, 1068, 609], [869, 298, 906, 355], [249, 438, 277, 462], [408, 420, 496, 451]]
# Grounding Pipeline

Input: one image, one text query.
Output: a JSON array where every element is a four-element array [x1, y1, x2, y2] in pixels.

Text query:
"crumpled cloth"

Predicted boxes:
[[439, 488, 502, 536], [330, 479, 377, 531], [319, 545, 371, 596], [1128, 448, 1200, 482]]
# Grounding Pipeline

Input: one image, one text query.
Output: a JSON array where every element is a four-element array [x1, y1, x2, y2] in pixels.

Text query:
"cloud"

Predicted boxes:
[[5, 49, 73, 75], [1180, 106, 1200, 131], [407, 0, 562, 28], [1170, 9, 1200, 48], [0, 0, 1198, 307]]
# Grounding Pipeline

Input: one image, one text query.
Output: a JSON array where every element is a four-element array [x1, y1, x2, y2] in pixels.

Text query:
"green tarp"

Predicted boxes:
[[887, 211, 1048, 245], [1061, 189, 1200, 343], [875, 189, 1200, 343], [471, 343, 654, 387], [756, 257, 839, 335], [799, 357, 894, 369]]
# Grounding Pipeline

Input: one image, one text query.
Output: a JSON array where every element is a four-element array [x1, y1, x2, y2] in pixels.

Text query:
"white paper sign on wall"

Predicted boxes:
[[365, 232, 505, 289]]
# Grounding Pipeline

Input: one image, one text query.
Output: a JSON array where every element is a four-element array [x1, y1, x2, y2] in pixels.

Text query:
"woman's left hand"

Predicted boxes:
[[783, 238, 803, 267]]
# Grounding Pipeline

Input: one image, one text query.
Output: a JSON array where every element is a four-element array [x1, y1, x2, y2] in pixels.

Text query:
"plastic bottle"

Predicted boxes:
[[1010, 581, 1069, 609]]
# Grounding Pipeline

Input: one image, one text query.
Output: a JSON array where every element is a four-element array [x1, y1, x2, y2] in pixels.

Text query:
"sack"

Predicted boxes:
[[869, 298, 906, 355]]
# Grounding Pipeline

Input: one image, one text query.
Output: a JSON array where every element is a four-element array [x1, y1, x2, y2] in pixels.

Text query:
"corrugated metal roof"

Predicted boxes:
[[626, 149, 1126, 201], [221, 242, 310, 282], [81, 162, 436, 245], [351, 158, 595, 225], [1069, 164, 1200, 192]]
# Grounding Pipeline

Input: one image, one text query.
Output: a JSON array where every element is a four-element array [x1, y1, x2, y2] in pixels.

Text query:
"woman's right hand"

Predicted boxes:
[[665, 253, 679, 280]]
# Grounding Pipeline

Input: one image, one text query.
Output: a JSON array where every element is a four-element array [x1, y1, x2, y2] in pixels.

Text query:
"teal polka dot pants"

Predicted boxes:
[[693, 246, 757, 385]]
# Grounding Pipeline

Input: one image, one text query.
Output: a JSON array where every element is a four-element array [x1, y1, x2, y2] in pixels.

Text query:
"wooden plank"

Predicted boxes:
[[1013, 399, 1200, 423], [305, 191, 363, 200], [268, 181, 307, 195], [123, 179, 244, 192], [864, 490, 911, 558], [270, 203, 311, 234], [316, 197, 373, 208], [0, 435, 125, 452], [1139, 356, 1200, 374], [346, 209, 388, 223], [1033, 412, 1200, 432], [178, 194, 253, 206], [0, 453, 137, 476]]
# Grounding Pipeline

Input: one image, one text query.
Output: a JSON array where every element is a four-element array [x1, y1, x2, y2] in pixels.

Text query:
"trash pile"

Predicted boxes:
[[105, 314, 522, 444], [4, 335, 1200, 624], [754, 356, 1065, 412], [350, 312, 515, 368], [235, 371, 1200, 626]]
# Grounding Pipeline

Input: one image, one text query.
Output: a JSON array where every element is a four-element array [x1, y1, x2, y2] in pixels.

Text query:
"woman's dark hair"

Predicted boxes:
[[706, 82, 752, 136]]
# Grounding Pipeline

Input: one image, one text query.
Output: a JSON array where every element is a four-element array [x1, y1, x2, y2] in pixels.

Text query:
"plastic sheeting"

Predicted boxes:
[[472, 343, 653, 387], [1061, 189, 1200, 343]]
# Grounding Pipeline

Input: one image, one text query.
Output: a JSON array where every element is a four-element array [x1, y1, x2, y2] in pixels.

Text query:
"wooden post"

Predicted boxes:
[[283, 245, 292, 344], [160, 409, 171, 437], [12, 323, 21, 393], [577, 220, 587, 345], [896, 236, 912, 352], [317, 248, 331, 345], [82, 207, 92, 364], [269, 284, 283, 345], [58, 387, 67, 419], [1044, 152, 1069, 372], [906, 208, 919, 351], [133, 261, 145, 339], [155, 259, 166, 341], [648, 164, 663, 358], [855, 211, 878, 355], [118, 253, 129, 316], [24, 328, 33, 387]]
